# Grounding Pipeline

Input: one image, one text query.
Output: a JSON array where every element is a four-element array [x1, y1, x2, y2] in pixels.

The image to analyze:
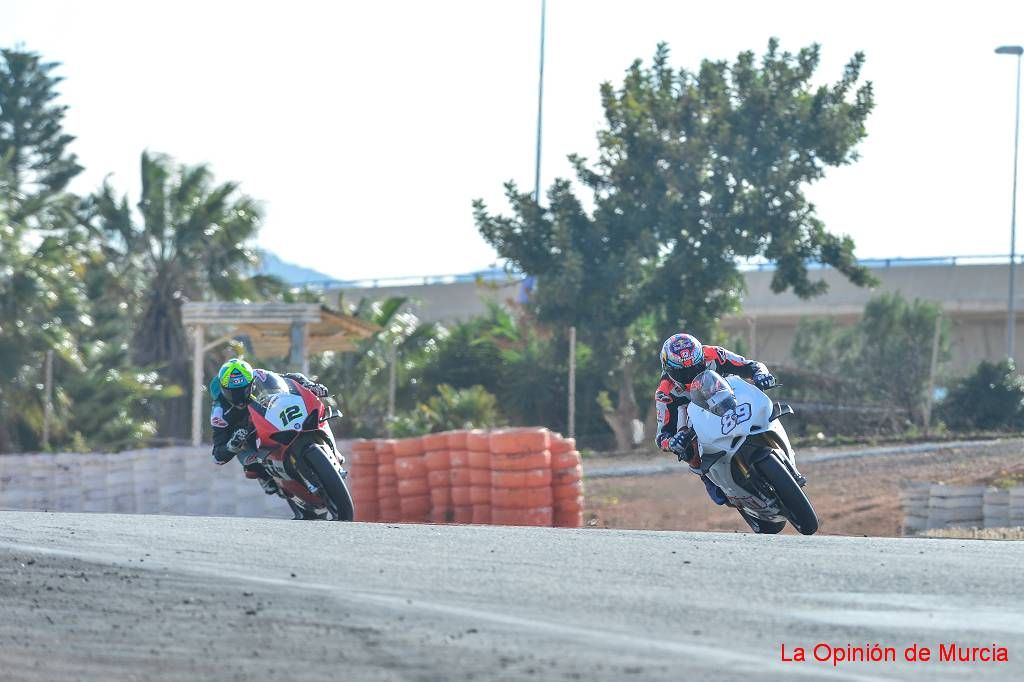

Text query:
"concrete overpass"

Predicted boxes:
[[323, 258, 1024, 376], [721, 258, 1024, 376]]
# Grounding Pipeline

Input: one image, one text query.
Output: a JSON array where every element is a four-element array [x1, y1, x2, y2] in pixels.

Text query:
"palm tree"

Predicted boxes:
[[83, 151, 280, 440]]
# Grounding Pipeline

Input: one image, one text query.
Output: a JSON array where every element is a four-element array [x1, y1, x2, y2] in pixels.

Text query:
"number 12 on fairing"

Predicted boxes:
[[279, 405, 303, 424]]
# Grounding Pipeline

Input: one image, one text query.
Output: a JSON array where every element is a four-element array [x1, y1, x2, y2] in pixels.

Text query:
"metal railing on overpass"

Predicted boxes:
[[292, 254, 1022, 289]]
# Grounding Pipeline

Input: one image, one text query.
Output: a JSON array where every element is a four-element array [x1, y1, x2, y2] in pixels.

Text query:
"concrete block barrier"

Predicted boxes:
[[983, 488, 1011, 528], [899, 483, 930, 534], [1011, 487, 1024, 526]]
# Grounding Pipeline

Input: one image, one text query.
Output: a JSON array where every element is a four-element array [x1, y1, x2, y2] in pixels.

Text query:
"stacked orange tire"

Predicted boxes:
[[395, 437, 429, 522], [466, 429, 492, 524], [349, 439, 380, 521], [550, 436, 584, 527], [446, 430, 471, 524], [375, 439, 401, 522], [488, 428, 553, 526], [423, 432, 452, 524]]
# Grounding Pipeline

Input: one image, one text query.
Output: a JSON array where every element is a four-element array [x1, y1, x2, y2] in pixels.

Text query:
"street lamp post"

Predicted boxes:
[[996, 45, 1022, 362]]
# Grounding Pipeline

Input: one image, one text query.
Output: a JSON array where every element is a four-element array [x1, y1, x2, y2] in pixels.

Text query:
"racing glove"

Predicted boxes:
[[305, 382, 329, 398], [668, 429, 696, 462], [226, 428, 249, 454], [753, 371, 776, 390]]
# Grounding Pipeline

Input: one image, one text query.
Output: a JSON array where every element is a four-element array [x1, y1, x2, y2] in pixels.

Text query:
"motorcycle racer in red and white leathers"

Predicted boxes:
[[654, 333, 776, 520]]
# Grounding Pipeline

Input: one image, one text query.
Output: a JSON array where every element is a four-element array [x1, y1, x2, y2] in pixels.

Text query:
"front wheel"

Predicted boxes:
[[753, 451, 818, 535], [305, 444, 355, 521]]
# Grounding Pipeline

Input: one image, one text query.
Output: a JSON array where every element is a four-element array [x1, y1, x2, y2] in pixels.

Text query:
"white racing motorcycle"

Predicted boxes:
[[681, 370, 817, 535]]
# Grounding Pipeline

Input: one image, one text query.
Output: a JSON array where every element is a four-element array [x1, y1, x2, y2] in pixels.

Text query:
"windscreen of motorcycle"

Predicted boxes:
[[263, 393, 309, 432], [689, 370, 736, 417]]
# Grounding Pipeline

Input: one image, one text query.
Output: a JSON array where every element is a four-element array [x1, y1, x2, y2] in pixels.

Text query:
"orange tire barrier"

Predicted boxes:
[[468, 450, 491, 469], [467, 429, 492, 524], [491, 451, 551, 471], [465, 429, 490, 453], [447, 430, 469, 450], [469, 485, 491, 505], [355, 427, 583, 527], [449, 468, 472, 487], [488, 428, 551, 454], [350, 439, 380, 521], [491, 506, 553, 526], [553, 480, 584, 500], [553, 464, 582, 484], [550, 436, 576, 455], [397, 477, 430, 496], [395, 456, 427, 478], [451, 486, 472, 506], [491, 468, 552, 488], [427, 470, 450, 487], [554, 510, 584, 527], [424, 434, 453, 523], [400, 494, 431, 518], [375, 439, 400, 522], [472, 505, 491, 524], [424, 450, 451, 471], [358, 503, 381, 521], [421, 432, 448, 452], [555, 495, 584, 513], [430, 487, 452, 508], [394, 436, 423, 457], [393, 437, 428, 522], [491, 486, 553, 509], [349, 464, 378, 482], [551, 450, 582, 469]]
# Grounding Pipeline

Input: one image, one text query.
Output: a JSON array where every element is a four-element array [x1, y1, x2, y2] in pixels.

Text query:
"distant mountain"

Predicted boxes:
[[257, 250, 335, 285]]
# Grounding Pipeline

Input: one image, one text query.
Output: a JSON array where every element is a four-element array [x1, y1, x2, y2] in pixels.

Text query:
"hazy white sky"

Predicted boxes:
[[3, 1, 1023, 281]]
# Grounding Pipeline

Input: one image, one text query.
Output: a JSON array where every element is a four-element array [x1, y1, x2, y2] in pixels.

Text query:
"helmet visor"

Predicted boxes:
[[666, 363, 704, 386], [223, 383, 253, 407]]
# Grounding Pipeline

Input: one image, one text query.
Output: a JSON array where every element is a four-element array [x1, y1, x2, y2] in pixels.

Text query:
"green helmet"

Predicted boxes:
[[217, 358, 255, 407]]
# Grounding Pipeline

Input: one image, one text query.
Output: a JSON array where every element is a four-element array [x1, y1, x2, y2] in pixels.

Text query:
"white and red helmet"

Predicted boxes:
[[660, 333, 706, 386]]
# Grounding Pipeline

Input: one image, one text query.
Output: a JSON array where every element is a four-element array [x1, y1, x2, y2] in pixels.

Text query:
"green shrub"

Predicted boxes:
[[935, 360, 1024, 431]]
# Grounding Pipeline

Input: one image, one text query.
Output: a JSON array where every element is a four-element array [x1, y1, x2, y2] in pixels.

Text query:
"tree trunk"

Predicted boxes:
[[600, 359, 639, 452], [134, 283, 191, 442]]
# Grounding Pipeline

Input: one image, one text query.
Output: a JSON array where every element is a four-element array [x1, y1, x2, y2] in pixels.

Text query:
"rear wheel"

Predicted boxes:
[[753, 451, 818, 535], [305, 444, 355, 521]]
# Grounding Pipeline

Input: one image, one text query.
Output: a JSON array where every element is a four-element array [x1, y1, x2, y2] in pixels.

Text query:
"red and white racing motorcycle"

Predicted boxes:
[[683, 369, 817, 535], [242, 371, 354, 521]]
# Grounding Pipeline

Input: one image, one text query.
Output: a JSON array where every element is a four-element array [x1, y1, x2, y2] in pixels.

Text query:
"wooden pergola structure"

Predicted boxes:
[[182, 302, 379, 446]]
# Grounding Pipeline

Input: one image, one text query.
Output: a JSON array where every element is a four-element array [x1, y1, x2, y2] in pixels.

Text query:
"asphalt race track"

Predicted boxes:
[[1, 511, 1021, 681]]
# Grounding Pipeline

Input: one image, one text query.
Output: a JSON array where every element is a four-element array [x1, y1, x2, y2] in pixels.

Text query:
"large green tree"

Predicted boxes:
[[0, 49, 83, 451], [0, 48, 81, 199], [82, 152, 278, 440], [475, 40, 875, 449]]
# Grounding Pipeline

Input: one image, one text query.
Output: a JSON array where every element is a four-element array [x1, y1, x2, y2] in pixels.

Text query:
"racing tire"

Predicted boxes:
[[305, 444, 355, 521], [752, 451, 818, 535]]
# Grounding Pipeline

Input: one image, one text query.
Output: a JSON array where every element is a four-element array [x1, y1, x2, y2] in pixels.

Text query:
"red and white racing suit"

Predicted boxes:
[[654, 345, 768, 460]]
